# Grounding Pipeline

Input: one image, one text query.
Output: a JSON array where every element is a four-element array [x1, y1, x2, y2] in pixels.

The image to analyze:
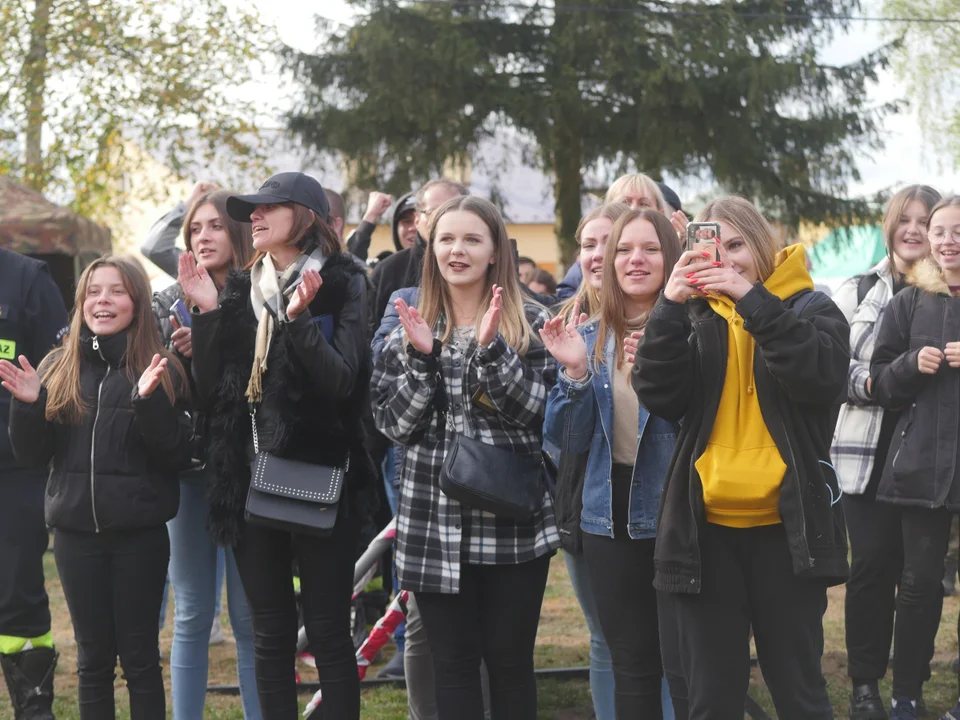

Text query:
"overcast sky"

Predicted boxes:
[[246, 0, 955, 200]]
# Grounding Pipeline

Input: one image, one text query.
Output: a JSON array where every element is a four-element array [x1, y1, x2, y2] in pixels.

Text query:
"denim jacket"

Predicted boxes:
[[544, 321, 678, 540]]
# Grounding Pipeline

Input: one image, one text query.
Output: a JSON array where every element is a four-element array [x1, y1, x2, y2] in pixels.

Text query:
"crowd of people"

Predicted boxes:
[[1, 166, 960, 720]]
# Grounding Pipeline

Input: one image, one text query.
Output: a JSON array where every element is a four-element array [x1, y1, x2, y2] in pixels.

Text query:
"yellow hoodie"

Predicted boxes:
[[694, 244, 814, 528]]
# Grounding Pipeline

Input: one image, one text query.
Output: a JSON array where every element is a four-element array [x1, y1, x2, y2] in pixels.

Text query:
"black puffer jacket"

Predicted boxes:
[[871, 259, 960, 509], [634, 286, 851, 592], [8, 329, 194, 532], [191, 252, 376, 546]]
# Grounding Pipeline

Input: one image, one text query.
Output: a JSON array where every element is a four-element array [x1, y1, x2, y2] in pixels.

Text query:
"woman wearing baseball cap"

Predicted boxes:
[[179, 171, 373, 719]]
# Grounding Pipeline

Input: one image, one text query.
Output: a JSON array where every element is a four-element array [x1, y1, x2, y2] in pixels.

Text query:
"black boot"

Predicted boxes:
[[0, 647, 58, 720], [851, 681, 888, 720]]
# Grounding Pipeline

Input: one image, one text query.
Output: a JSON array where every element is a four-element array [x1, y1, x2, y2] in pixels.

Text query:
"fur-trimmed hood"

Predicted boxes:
[[908, 257, 952, 296]]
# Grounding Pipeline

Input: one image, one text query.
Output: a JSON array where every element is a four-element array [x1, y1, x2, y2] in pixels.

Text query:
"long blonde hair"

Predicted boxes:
[[696, 196, 780, 283], [604, 174, 666, 212], [592, 210, 682, 369], [557, 202, 631, 323], [41, 257, 188, 424], [417, 196, 537, 354]]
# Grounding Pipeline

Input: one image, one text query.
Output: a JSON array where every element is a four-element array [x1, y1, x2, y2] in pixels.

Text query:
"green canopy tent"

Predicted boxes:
[[807, 225, 886, 282]]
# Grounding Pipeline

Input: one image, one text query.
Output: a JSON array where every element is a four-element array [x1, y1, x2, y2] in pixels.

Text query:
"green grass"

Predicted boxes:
[[4, 550, 960, 718]]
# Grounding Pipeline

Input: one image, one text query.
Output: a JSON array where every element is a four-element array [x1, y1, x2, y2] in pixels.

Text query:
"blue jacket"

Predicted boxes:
[[544, 320, 678, 540], [371, 286, 419, 361]]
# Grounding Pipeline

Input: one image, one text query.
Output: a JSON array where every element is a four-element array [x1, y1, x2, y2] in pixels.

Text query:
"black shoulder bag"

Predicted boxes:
[[245, 405, 348, 536], [425, 339, 548, 522]]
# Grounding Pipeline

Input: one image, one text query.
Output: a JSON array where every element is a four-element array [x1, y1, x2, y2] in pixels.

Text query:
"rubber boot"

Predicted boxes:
[[0, 647, 58, 720]]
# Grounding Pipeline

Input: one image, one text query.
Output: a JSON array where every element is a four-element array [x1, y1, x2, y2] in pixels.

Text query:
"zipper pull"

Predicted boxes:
[[92, 337, 99, 351]]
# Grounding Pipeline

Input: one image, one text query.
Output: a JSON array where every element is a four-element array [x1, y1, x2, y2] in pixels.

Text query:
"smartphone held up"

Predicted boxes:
[[169, 299, 192, 331], [686, 222, 721, 263]]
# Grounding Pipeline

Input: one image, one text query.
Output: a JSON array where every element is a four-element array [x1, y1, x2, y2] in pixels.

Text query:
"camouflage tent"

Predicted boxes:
[[0, 175, 110, 256]]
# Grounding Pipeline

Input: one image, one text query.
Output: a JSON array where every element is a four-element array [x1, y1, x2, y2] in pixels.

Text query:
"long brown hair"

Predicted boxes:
[[592, 209, 682, 369], [41, 257, 189, 424], [183, 190, 254, 278], [245, 202, 341, 270], [696, 196, 780, 283], [417, 196, 537, 353], [558, 202, 631, 323]]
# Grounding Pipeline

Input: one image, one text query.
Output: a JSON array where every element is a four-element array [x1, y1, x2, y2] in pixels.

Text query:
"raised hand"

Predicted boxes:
[[395, 297, 434, 354], [287, 269, 322, 321], [363, 192, 394, 223], [688, 241, 755, 301], [918, 346, 944, 374], [177, 252, 219, 313], [624, 329, 644, 364], [664, 250, 718, 304], [138, 354, 169, 398], [170, 325, 193, 358], [477, 285, 503, 347], [0, 356, 42, 403], [187, 181, 219, 208], [671, 210, 689, 239], [539, 315, 588, 380]]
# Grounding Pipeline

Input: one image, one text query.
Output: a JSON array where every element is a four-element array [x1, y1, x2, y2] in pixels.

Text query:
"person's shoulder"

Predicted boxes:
[[0, 247, 45, 277]]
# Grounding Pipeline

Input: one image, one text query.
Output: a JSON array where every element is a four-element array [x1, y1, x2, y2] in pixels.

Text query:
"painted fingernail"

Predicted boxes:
[[685, 273, 695, 278], [701, 251, 711, 257], [713, 262, 723, 267]]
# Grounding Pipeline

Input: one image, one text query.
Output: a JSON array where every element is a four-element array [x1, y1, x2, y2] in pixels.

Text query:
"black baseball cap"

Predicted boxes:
[[226, 172, 330, 223], [395, 195, 416, 217], [657, 182, 683, 213]]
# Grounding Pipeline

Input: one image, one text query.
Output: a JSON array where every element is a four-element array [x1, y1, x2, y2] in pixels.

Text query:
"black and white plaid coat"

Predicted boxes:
[[371, 304, 560, 594]]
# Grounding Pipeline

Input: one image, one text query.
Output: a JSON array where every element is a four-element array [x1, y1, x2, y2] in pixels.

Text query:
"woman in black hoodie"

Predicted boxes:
[[181, 172, 374, 719], [0, 256, 193, 720]]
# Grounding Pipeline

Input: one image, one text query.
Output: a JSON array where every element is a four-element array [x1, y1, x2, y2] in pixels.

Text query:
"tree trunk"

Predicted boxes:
[[24, 0, 52, 191], [552, 131, 584, 270]]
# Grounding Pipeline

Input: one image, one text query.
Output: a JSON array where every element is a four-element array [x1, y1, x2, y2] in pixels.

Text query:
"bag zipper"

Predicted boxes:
[[89, 336, 109, 533]]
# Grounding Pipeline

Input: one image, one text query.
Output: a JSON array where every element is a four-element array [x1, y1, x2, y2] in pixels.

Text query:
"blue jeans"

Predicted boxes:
[[565, 551, 674, 720], [382, 447, 406, 651], [168, 470, 261, 720]]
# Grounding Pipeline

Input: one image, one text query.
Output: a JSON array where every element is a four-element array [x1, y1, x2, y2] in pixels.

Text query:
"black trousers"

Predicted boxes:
[[671, 523, 832, 720], [0, 469, 51, 639], [416, 554, 552, 720], [234, 512, 360, 720], [581, 464, 664, 719], [54, 526, 169, 720], [843, 491, 904, 682], [891, 506, 954, 700]]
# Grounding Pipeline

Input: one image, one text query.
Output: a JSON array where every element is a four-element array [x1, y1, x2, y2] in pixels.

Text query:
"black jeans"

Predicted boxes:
[[416, 554, 552, 720], [843, 491, 904, 682], [54, 526, 169, 720], [581, 463, 664, 718], [234, 512, 360, 720], [891, 506, 954, 700], [671, 523, 832, 720]]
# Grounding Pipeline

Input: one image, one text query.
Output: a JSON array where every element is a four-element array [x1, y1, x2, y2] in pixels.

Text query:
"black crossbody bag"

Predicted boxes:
[[245, 406, 348, 536]]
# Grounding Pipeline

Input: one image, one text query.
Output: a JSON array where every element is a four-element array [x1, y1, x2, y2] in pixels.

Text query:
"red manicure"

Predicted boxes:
[[701, 251, 711, 258]]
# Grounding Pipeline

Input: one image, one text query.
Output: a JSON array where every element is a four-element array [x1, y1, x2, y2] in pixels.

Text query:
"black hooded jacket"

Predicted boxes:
[[871, 259, 960, 509], [347, 191, 416, 261], [8, 329, 194, 532], [633, 287, 851, 592], [190, 252, 376, 546]]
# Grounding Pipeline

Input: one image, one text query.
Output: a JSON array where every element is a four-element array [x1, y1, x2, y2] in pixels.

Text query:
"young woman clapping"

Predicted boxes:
[[542, 208, 683, 719], [182, 172, 373, 719], [1, 257, 193, 720], [371, 196, 559, 720]]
